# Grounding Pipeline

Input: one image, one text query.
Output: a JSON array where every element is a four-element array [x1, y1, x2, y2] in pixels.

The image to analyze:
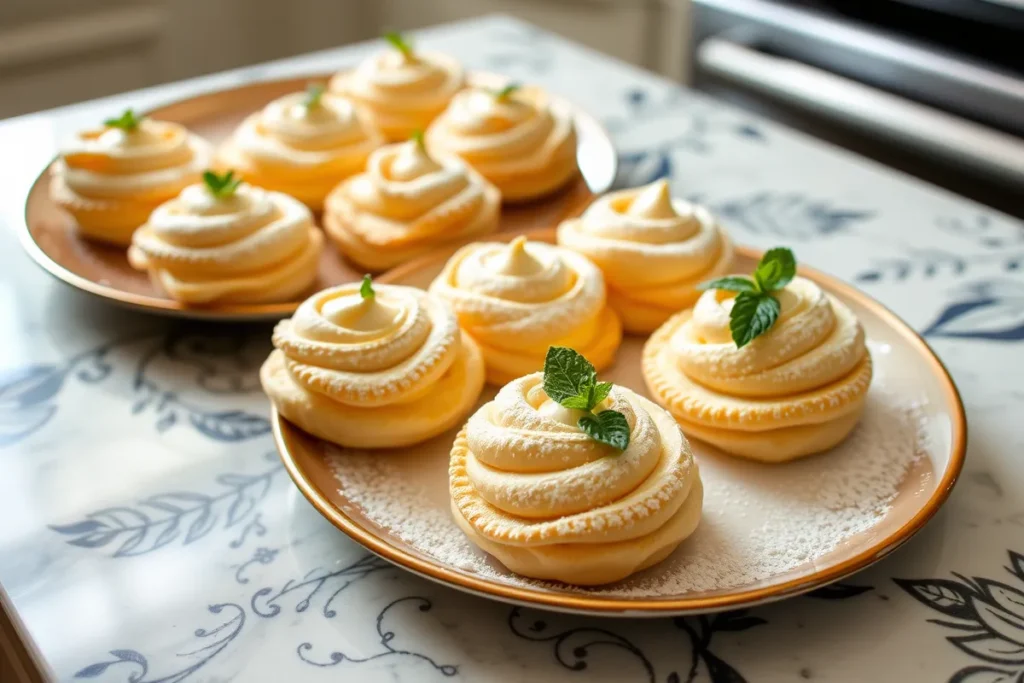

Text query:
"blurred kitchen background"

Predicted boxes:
[[1, 0, 1021, 215]]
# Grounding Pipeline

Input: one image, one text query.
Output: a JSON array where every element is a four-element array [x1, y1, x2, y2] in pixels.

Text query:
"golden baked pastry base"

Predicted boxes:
[[271, 231, 966, 616], [20, 74, 614, 321]]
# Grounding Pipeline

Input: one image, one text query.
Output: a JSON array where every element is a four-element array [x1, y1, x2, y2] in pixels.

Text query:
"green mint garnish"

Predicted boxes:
[[493, 83, 521, 101], [383, 31, 414, 58], [697, 247, 796, 348], [202, 170, 242, 199], [410, 129, 426, 151], [303, 83, 326, 109], [360, 274, 375, 300], [103, 109, 142, 131], [543, 346, 629, 451]]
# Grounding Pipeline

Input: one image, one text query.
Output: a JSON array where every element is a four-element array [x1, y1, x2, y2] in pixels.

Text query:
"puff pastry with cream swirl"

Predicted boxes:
[[430, 237, 621, 385], [261, 283, 485, 448], [425, 86, 578, 202], [217, 92, 384, 210], [330, 48, 464, 141], [450, 373, 703, 585], [643, 277, 873, 461], [128, 182, 322, 305], [323, 139, 500, 271], [51, 119, 212, 245], [558, 180, 734, 333]]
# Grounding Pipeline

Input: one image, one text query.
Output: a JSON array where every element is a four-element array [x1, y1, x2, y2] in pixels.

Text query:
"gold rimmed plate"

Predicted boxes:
[[271, 232, 966, 616], [20, 74, 616, 322]]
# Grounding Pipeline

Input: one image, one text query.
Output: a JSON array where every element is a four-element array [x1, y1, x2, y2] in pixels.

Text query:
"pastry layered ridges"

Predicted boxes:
[[261, 282, 485, 448], [323, 139, 500, 271], [643, 276, 873, 461], [450, 373, 703, 585], [216, 91, 384, 210], [330, 47, 464, 142], [429, 237, 621, 384], [51, 118, 212, 245], [128, 181, 322, 305], [557, 180, 734, 333], [425, 85, 578, 202]]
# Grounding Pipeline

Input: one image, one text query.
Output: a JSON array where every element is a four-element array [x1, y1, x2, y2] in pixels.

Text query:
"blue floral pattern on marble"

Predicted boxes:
[[704, 193, 874, 241], [49, 458, 282, 556], [895, 550, 1024, 683], [923, 281, 1024, 341]]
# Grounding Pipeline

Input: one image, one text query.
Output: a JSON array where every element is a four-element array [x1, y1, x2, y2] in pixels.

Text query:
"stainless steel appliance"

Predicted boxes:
[[690, 0, 1024, 216]]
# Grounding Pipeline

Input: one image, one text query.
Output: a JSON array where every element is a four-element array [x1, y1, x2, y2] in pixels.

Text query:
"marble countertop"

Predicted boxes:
[[1, 15, 1022, 683]]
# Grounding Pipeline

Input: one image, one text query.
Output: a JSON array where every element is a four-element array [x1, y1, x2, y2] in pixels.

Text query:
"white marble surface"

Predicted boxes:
[[1, 15, 1022, 683]]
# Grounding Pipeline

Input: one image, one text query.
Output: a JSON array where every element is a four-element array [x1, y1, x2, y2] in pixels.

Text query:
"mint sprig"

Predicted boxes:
[[383, 31, 414, 58], [410, 129, 426, 151], [202, 170, 242, 199], [698, 247, 796, 348], [359, 274, 375, 300], [104, 109, 142, 131], [492, 83, 521, 101], [303, 83, 326, 109], [543, 347, 629, 451]]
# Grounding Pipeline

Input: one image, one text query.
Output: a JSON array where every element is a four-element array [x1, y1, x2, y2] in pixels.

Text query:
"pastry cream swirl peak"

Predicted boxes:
[[449, 373, 704, 585], [323, 139, 500, 271], [557, 180, 734, 332], [216, 91, 383, 210], [330, 46, 465, 142], [642, 275, 873, 462], [429, 239, 622, 384], [425, 85, 579, 202], [52, 118, 212, 245], [127, 181, 322, 305], [261, 283, 485, 449]]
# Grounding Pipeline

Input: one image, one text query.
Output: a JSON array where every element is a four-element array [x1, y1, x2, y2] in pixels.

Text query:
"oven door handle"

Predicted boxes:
[[697, 36, 1024, 186]]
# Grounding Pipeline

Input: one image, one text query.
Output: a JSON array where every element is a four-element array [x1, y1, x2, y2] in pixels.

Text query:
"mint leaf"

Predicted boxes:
[[383, 31, 414, 58], [578, 410, 630, 451], [103, 109, 142, 131], [359, 274, 375, 300], [493, 83, 521, 101], [543, 347, 596, 404], [730, 292, 781, 348], [754, 247, 796, 292], [410, 129, 425, 150], [202, 170, 242, 198], [560, 393, 592, 410], [590, 381, 613, 408], [303, 83, 326, 109], [697, 276, 758, 294]]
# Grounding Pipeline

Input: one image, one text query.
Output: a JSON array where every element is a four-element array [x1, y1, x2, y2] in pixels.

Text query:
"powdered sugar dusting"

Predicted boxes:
[[329, 349, 932, 597]]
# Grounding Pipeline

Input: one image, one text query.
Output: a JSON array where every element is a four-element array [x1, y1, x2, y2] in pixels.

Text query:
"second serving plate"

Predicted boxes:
[[21, 73, 616, 321]]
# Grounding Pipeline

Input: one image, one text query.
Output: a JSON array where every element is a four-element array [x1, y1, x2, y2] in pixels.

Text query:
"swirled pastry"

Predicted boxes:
[[128, 180, 322, 305], [323, 138, 500, 271], [643, 277, 873, 461], [429, 237, 621, 385], [450, 373, 703, 585], [329, 41, 464, 141], [51, 113, 212, 246], [217, 90, 384, 210], [261, 281, 485, 448], [558, 180, 734, 333], [425, 86, 578, 202]]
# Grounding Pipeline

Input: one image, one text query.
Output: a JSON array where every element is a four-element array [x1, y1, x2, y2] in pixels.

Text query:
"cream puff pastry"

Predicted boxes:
[[128, 174, 322, 305], [558, 180, 734, 333], [261, 280, 485, 449], [425, 85, 578, 202], [51, 110, 212, 246], [643, 276, 873, 461], [323, 137, 500, 271], [450, 371, 703, 585], [329, 33, 464, 142], [429, 237, 621, 385], [217, 88, 384, 210]]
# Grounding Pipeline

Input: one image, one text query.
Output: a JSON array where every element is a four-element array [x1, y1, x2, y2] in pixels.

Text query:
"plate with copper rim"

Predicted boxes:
[[20, 73, 616, 322], [270, 230, 966, 616]]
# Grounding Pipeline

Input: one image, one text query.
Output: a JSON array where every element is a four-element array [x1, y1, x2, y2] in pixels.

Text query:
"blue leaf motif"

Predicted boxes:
[[68, 531, 120, 549], [50, 520, 105, 536], [893, 578, 978, 620], [924, 281, 1024, 341], [949, 633, 1024, 666], [950, 665, 1023, 683], [713, 193, 873, 241], [74, 660, 114, 678], [189, 410, 270, 441], [0, 404, 57, 447], [0, 365, 64, 408], [617, 150, 672, 187]]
